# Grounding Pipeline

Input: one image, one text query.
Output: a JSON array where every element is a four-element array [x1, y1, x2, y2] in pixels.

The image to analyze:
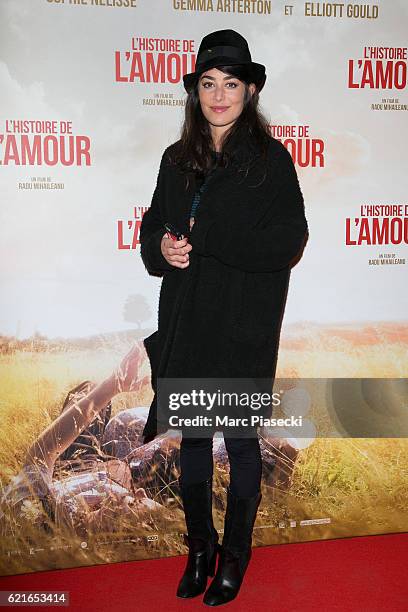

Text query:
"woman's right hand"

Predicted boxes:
[[161, 234, 192, 268]]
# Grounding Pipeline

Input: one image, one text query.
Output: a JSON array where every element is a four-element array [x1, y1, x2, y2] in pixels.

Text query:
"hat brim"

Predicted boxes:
[[183, 57, 266, 93]]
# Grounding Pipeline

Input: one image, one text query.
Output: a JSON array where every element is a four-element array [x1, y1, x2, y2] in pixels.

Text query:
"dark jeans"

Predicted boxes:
[[179, 434, 262, 498]]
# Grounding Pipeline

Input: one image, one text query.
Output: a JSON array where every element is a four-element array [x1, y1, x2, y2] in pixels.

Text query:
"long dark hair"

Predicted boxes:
[[170, 64, 271, 177]]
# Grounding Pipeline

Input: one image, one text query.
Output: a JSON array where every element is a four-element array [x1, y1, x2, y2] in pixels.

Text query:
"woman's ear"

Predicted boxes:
[[249, 83, 256, 97]]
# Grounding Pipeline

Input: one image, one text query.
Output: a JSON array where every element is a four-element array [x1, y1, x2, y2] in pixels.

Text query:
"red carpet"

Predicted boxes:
[[1, 533, 407, 611]]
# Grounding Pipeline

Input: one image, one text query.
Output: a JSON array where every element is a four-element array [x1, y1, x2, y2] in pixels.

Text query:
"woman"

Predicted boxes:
[[140, 29, 308, 606], [0, 343, 158, 537]]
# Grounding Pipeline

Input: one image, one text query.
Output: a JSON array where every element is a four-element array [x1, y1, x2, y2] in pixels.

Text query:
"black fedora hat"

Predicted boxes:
[[183, 29, 266, 93]]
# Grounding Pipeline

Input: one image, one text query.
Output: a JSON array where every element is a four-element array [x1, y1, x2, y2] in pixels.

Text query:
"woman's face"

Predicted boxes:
[[198, 67, 255, 134]]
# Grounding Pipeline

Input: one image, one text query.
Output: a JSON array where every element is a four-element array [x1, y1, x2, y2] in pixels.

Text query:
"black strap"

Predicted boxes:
[[198, 45, 251, 66]]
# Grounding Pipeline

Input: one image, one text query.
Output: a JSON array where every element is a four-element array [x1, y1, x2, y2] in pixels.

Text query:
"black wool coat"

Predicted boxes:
[[139, 126, 308, 443]]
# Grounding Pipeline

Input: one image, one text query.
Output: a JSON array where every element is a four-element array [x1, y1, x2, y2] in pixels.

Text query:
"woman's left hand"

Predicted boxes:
[[114, 342, 149, 394]]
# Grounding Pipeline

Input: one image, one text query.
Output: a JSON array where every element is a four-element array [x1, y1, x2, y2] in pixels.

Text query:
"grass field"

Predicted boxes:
[[0, 321, 407, 576]]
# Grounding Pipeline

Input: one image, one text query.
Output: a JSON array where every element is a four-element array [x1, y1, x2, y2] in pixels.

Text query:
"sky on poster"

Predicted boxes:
[[0, 0, 407, 339]]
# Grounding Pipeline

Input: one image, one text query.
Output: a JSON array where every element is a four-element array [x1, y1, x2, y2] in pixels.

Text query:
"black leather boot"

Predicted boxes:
[[176, 477, 220, 599], [203, 487, 262, 606]]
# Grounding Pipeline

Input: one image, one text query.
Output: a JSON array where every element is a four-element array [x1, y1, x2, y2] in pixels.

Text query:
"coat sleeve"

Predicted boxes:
[[139, 150, 175, 276], [189, 144, 308, 273]]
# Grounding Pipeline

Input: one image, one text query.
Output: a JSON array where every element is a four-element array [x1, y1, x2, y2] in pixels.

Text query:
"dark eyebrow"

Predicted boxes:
[[199, 74, 237, 81]]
